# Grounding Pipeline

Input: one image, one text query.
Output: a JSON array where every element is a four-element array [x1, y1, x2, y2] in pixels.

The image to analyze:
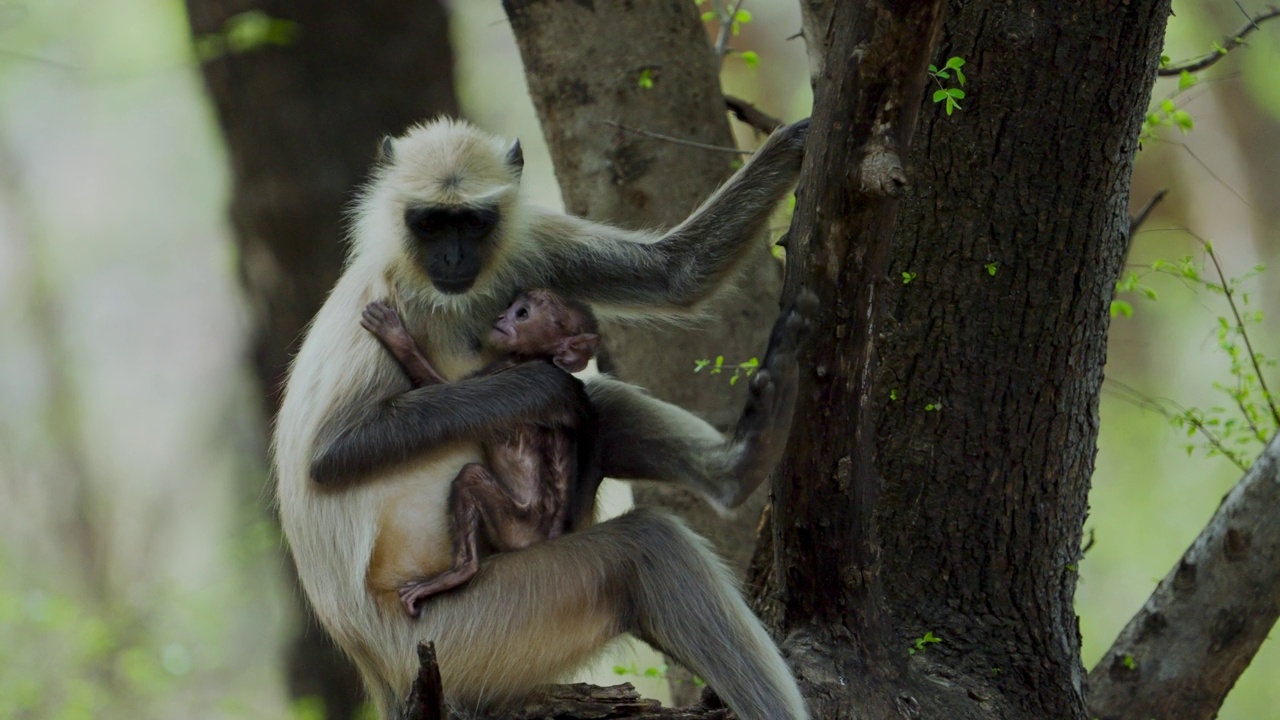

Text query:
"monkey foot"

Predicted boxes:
[[726, 289, 818, 505], [398, 569, 476, 617]]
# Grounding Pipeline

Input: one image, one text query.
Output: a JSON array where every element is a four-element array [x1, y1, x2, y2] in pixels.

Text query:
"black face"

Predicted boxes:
[[404, 206, 499, 294]]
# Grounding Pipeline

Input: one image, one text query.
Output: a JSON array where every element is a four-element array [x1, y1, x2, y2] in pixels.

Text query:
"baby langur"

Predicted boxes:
[[360, 289, 602, 616]]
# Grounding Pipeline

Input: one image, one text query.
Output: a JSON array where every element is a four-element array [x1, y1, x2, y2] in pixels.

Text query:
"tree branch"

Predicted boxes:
[[1087, 432, 1280, 720], [1158, 5, 1280, 75], [604, 120, 747, 155], [724, 95, 782, 134], [400, 642, 730, 720], [1128, 188, 1167, 236]]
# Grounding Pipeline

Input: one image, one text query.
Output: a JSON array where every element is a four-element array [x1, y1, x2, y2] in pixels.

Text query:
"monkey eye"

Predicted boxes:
[[516, 306, 529, 320], [466, 215, 488, 230]]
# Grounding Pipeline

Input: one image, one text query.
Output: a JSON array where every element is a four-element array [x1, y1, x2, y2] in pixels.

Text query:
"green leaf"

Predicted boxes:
[[740, 50, 760, 68], [933, 89, 949, 103], [955, 68, 967, 86], [701, 11, 717, 21], [1140, 287, 1158, 301], [1110, 300, 1133, 318], [638, 68, 654, 89], [935, 70, 950, 79], [734, 9, 753, 23], [1172, 110, 1194, 132], [1160, 98, 1176, 114], [890, 388, 899, 401], [1178, 70, 1198, 90], [945, 56, 965, 70], [948, 88, 966, 99], [986, 262, 999, 276], [902, 271, 918, 284], [928, 64, 939, 74]]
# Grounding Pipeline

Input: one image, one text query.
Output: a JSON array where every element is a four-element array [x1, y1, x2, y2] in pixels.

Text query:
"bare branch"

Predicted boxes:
[[724, 95, 783, 134], [402, 642, 446, 720], [1195, 236, 1280, 428], [1128, 188, 1168, 236], [1158, 5, 1280, 76], [712, 0, 747, 67], [1087, 432, 1280, 720], [604, 120, 748, 155], [401, 641, 730, 719]]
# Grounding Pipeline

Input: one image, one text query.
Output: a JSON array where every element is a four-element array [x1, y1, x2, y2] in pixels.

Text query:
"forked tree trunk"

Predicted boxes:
[[184, 2, 459, 717], [759, 1, 1172, 718]]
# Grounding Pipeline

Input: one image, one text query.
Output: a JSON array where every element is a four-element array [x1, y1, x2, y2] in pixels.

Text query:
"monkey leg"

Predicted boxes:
[[585, 291, 816, 509], [391, 509, 807, 720], [360, 300, 448, 386], [542, 428, 575, 540], [397, 463, 535, 616]]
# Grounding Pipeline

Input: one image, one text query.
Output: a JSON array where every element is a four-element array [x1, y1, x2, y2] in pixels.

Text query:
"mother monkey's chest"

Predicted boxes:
[[361, 286, 527, 602]]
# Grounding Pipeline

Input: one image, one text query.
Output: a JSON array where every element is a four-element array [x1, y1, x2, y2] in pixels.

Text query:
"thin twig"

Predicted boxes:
[[1194, 235, 1280, 428], [724, 95, 783, 134], [1158, 5, 1280, 75], [605, 120, 749, 155], [1104, 379, 1248, 472], [713, 0, 746, 67]]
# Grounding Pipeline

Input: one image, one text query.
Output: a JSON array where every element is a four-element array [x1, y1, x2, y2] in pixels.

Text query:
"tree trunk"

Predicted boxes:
[[765, 0, 1170, 717], [184, 2, 459, 717], [502, 1, 781, 703]]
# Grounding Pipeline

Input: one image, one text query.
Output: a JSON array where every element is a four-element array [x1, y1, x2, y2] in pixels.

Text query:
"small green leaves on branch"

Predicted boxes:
[[694, 356, 760, 386], [928, 56, 967, 116], [637, 68, 655, 89], [702, 0, 758, 68], [902, 271, 918, 284], [1109, 239, 1277, 470], [1157, 6, 1280, 76]]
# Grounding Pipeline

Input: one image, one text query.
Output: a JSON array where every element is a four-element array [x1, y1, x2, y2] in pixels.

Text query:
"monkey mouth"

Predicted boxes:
[[433, 279, 475, 295]]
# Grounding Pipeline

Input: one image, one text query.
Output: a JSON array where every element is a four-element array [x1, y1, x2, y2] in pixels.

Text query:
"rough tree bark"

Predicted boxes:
[[184, 2, 459, 717], [501, 1, 781, 703], [1088, 432, 1280, 720], [775, 0, 1171, 718]]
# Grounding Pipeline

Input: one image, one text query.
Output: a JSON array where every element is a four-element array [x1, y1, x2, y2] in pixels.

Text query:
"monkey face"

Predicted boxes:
[[404, 206, 499, 294], [489, 292, 543, 351]]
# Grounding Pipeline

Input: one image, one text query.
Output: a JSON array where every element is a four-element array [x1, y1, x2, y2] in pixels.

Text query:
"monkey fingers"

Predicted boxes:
[[361, 301, 447, 386]]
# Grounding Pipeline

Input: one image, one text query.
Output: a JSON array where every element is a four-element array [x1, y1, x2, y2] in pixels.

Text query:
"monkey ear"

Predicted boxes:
[[378, 136, 396, 163], [552, 333, 599, 374], [505, 139, 524, 176]]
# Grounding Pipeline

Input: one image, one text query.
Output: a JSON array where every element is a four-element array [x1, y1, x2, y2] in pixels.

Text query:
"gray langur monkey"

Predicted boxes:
[[273, 117, 814, 720]]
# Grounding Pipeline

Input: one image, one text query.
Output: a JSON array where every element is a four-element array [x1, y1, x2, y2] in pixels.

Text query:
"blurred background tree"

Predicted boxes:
[[0, 1, 1276, 718]]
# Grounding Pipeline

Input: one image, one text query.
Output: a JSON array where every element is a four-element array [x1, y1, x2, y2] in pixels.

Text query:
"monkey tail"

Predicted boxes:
[[618, 510, 809, 720]]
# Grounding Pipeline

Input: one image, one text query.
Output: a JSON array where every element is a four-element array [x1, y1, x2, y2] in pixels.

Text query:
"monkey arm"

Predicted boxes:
[[525, 119, 808, 315], [583, 293, 812, 508], [309, 361, 589, 486]]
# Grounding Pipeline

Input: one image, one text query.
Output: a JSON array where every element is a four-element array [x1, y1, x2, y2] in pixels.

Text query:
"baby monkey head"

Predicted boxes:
[[489, 290, 600, 373]]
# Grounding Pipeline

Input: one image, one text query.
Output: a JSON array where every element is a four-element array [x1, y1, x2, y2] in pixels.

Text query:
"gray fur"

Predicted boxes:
[[273, 117, 811, 720]]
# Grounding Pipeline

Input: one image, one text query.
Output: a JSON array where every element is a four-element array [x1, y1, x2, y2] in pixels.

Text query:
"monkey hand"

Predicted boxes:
[[361, 300, 410, 343], [723, 289, 818, 507]]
